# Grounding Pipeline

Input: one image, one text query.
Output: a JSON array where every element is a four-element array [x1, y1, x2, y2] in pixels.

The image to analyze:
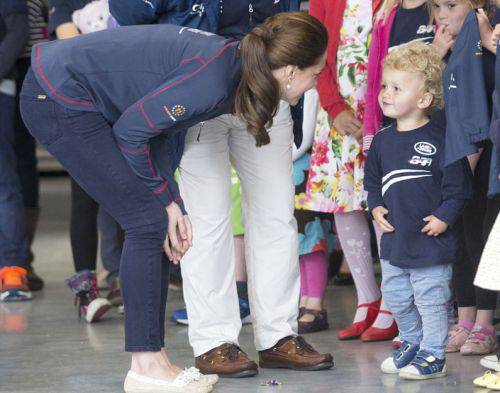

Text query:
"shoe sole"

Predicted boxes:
[[480, 357, 500, 371], [399, 370, 447, 380], [210, 369, 257, 379], [1, 290, 32, 302], [86, 300, 112, 323], [461, 349, 497, 356], [172, 318, 189, 325], [380, 365, 400, 374], [259, 361, 334, 371]]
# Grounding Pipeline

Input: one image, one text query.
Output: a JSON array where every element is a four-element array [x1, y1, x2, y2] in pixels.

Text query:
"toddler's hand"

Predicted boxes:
[[432, 25, 455, 58], [421, 215, 448, 236], [372, 206, 395, 233]]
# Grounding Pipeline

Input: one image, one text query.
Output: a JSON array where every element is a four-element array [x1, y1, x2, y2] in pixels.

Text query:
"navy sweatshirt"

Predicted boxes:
[[0, 0, 29, 80], [31, 25, 241, 209], [365, 121, 471, 268]]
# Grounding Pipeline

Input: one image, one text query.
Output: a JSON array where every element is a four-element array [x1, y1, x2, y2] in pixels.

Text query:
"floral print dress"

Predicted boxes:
[[299, 0, 373, 215], [293, 0, 373, 256]]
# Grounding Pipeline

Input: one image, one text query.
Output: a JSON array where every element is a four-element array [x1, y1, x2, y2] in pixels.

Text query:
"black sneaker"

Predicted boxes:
[[26, 265, 44, 291]]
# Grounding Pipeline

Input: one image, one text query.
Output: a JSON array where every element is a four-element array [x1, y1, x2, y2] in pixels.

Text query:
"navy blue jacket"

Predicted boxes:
[[32, 25, 241, 210], [490, 41, 500, 196], [0, 0, 29, 80], [109, 0, 300, 39], [443, 10, 491, 166], [365, 121, 471, 269]]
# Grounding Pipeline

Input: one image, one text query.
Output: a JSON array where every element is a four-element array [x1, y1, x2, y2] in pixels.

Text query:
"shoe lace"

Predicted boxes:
[[291, 336, 316, 354], [220, 344, 242, 361]]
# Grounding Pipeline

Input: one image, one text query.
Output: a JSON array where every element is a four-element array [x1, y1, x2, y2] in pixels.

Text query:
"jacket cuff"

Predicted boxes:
[[325, 101, 350, 121], [432, 204, 460, 227]]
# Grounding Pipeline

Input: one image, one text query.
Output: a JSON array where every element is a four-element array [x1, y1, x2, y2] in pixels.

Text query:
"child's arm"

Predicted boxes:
[[477, 9, 496, 54], [364, 136, 395, 232], [424, 158, 472, 236]]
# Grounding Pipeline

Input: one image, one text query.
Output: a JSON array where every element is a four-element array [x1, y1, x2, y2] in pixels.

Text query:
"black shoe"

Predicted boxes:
[[26, 266, 44, 291], [298, 309, 329, 334]]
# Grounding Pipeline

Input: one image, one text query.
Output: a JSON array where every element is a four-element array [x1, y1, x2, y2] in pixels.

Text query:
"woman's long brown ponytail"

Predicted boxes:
[[235, 12, 328, 147]]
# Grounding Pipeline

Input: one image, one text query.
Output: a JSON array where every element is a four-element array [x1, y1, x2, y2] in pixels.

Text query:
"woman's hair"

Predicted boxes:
[[234, 12, 328, 147], [383, 42, 445, 112]]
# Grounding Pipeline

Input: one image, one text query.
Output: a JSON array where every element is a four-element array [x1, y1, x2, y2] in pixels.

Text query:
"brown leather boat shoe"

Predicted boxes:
[[195, 343, 258, 378], [259, 335, 334, 371]]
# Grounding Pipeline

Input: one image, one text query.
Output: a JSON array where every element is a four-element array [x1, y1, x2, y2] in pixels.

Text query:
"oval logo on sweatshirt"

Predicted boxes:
[[414, 142, 437, 156]]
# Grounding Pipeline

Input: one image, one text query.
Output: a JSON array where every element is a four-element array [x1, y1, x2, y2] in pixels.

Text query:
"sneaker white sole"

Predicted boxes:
[[481, 355, 500, 371], [124, 372, 212, 393], [399, 365, 447, 380], [86, 298, 112, 323], [0, 290, 32, 302], [381, 355, 404, 374]]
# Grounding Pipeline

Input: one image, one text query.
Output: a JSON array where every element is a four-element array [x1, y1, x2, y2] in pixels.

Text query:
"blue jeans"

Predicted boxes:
[[98, 206, 123, 286], [20, 69, 169, 351], [381, 259, 452, 359], [0, 92, 28, 268]]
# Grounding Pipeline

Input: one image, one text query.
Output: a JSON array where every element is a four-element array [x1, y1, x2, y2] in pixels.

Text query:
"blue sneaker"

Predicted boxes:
[[239, 297, 252, 325], [171, 308, 189, 325], [171, 297, 252, 326], [399, 350, 447, 380], [380, 341, 420, 374]]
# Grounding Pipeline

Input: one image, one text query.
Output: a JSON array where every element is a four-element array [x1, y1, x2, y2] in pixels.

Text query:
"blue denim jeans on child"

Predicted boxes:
[[0, 91, 28, 268], [20, 69, 170, 351], [381, 259, 452, 360]]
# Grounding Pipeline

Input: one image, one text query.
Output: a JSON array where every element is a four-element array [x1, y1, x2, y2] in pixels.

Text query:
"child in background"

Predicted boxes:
[[364, 0, 437, 154], [365, 42, 471, 379], [431, 0, 499, 356]]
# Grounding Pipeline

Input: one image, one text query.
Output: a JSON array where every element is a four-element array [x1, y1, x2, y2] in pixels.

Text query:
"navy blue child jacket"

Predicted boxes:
[[442, 10, 491, 166], [365, 121, 472, 269]]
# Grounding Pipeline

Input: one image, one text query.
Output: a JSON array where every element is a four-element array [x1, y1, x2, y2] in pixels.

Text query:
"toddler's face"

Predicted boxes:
[[379, 69, 428, 121], [432, 0, 472, 37]]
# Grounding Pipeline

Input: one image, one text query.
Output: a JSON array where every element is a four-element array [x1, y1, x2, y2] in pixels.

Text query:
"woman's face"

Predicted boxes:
[[281, 52, 327, 106], [432, 0, 473, 37]]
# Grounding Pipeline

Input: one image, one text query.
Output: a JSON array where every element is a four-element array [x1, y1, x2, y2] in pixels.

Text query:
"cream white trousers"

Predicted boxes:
[[178, 101, 300, 356]]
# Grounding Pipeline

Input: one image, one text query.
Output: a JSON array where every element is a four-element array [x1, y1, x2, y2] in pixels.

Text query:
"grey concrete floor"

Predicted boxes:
[[0, 177, 491, 393]]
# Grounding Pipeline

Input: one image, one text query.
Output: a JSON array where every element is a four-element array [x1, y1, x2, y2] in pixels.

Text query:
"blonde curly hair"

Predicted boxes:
[[383, 42, 445, 113]]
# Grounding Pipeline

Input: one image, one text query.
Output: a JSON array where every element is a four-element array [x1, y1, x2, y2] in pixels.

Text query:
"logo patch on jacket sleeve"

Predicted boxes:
[[172, 105, 186, 117]]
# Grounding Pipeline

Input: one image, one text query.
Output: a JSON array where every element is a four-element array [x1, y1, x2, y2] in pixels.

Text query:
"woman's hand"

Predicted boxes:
[[164, 202, 193, 263], [432, 25, 455, 59], [333, 110, 362, 136]]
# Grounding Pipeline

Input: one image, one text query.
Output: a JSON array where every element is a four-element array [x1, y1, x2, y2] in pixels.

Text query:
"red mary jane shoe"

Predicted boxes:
[[337, 298, 381, 340]]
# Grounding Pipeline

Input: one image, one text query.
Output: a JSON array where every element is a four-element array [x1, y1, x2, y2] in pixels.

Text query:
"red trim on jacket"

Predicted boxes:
[[35, 45, 96, 108]]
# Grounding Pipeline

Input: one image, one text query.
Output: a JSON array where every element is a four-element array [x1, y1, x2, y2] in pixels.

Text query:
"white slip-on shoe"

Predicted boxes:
[[185, 367, 219, 386], [123, 370, 213, 393], [480, 354, 500, 371]]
